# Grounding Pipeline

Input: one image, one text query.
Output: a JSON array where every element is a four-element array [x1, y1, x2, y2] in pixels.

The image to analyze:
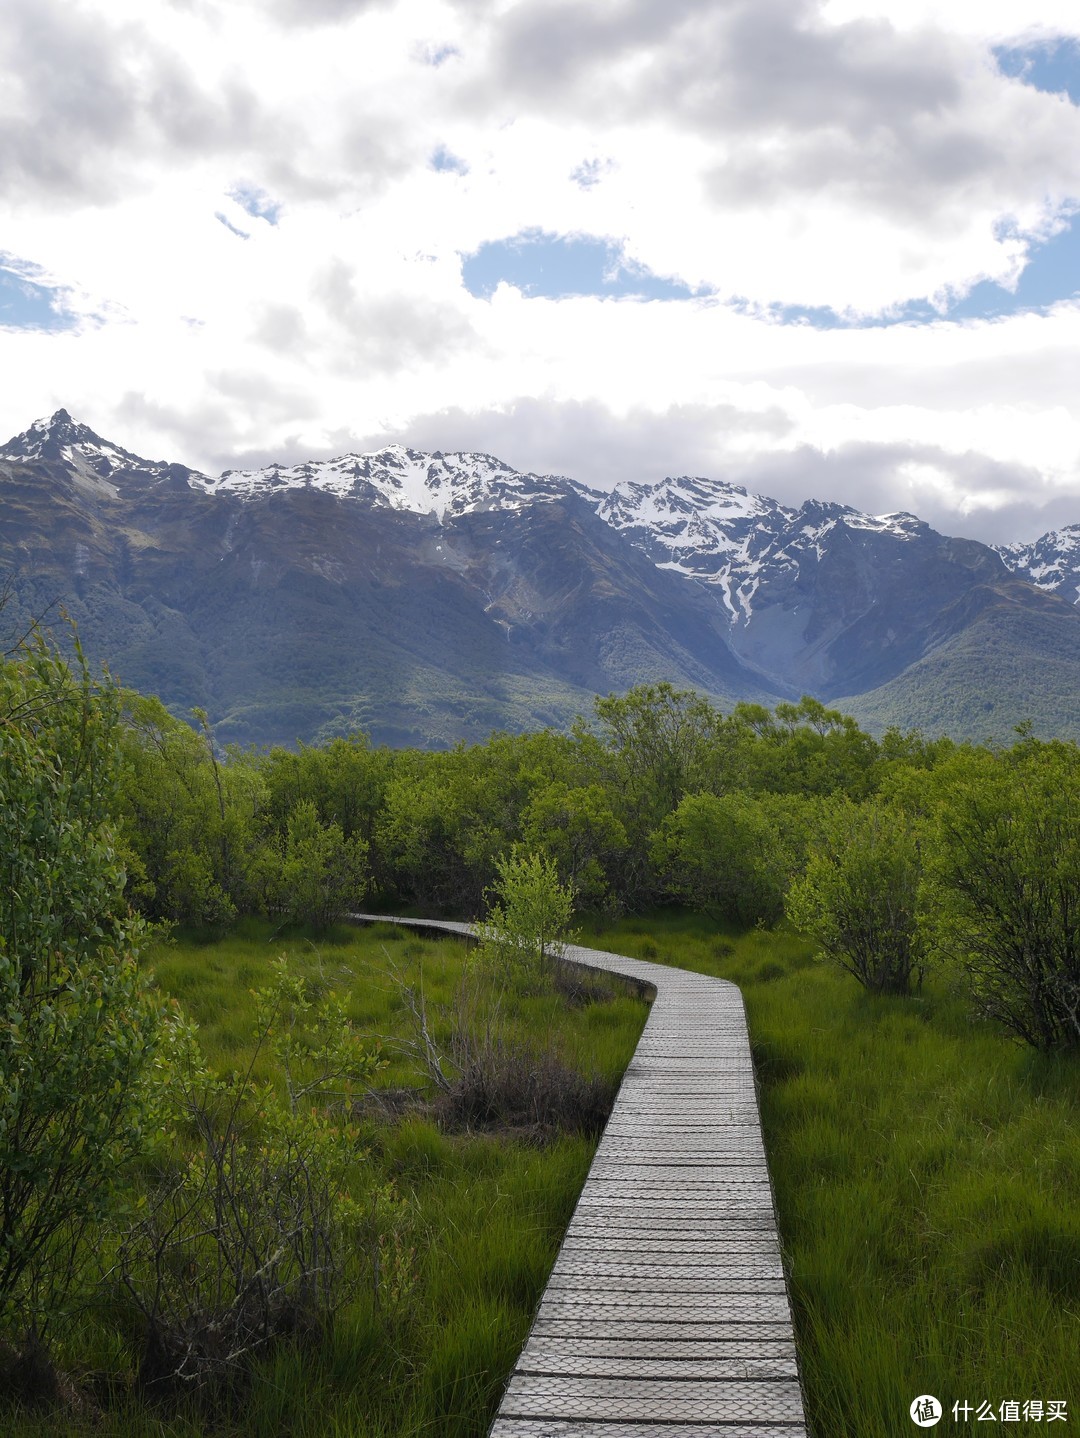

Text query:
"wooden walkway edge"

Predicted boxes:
[[351, 916, 810, 1438]]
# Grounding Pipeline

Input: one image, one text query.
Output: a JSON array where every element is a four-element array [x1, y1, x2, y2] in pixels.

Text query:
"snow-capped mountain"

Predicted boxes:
[[4, 408, 1080, 747], [592, 474, 930, 624], [4, 410, 943, 621], [198, 445, 575, 521], [996, 527, 1080, 608], [0, 408, 174, 491]]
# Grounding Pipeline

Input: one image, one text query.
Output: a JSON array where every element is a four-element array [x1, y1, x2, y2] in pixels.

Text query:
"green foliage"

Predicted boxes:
[[520, 780, 626, 910], [584, 683, 721, 894], [253, 953, 385, 1113], [116, 679, 962, 929], [117, 693, 265, 929], [0, 634, 166, 1341], [276, 799, 370, 929], [729, 695, 881, 797], [922, 742, 1080, 1051], [115, 957, 389, 1394], [786, 799, 926, 994], [477, 848, 577, 980], [589, 683, 721, 815], [377, 762, 486, 913], [112, 667, 1080, 1047], [652, 790, 807, 925], [259, 734, 391, 846]]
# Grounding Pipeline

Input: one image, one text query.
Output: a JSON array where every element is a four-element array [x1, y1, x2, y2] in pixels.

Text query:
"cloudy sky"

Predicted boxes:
[[2, 0, 1079, 541]]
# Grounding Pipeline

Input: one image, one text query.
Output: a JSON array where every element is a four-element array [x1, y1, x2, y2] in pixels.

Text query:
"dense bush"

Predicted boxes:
[[0, 637, 167, 1361], [786, 800, 926, 995], [104, 676, 1080, 1050], [922, 743, 1080, 1051], [115, 961, 386, 1397]]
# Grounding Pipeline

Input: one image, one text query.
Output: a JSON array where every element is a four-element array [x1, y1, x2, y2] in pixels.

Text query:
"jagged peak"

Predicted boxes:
[[1, 410, 173, 489], [31, 406, 73, 430], [194, 442, 577, 522], [7, 407, 104, 452]]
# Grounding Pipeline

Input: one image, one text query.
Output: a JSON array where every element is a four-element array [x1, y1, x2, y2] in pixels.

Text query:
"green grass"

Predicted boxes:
[[10, 912, 1079, 1435], [580, 909, 1080, 1437], [4, 919, 648, 1437]]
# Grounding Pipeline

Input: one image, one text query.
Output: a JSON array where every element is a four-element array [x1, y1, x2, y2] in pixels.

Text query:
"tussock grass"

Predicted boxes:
[[581, 909, 1080, 1437]]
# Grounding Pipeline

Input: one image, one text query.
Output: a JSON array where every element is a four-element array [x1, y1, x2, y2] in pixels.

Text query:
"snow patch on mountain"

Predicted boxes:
[[1, 410, 171, 495], [197, 444, 573, 521], [590, 476, 929, 621], [7, 410, 1039, 628], [996, 526, 1080, 606]]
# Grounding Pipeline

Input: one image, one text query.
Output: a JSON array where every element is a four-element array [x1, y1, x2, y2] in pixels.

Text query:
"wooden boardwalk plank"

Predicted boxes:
[[350, 918, 809, 1435], [490, 1424, 809, 1437]]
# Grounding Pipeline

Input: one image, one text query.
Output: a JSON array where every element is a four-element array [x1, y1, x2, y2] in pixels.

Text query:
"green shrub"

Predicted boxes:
[[0, 635, 167, 1362]]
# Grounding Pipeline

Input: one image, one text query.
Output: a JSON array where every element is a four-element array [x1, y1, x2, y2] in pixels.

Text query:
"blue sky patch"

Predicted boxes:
[[462, 231, 702, 300], [216, 211, 250, 240], [0, 263, 76, 332], [423, 43, 458, 66], [947, 212, 1080, 319], [747, 210, 1080, 330], [571, 159, 609, 190], [229, 185, 281, 225], [994, 36, 1080, 104], [430, 145, 468, 174]]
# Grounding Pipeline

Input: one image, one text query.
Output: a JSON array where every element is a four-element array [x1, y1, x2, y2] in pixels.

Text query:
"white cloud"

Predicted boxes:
[[820, 0, 1080, 41], [1, 0, 1080, 543]]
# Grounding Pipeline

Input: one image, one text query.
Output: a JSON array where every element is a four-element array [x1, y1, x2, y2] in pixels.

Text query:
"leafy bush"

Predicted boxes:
[[114, 959, 392, 1396], [0, 633, 167, 1361], [652, 790, 804, 925], [922, 743, 1080, 1051], [275, 799, 370, 928], [786, 800, 926, 995], [474, 848, 576, 980]]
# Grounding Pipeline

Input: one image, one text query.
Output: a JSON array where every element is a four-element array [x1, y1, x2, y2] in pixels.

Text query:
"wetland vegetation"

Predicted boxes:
[[1, 627, 1077, 1434]]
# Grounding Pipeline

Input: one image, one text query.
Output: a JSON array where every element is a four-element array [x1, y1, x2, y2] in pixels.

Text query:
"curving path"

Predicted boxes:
[[352, 916, 809, 1438]]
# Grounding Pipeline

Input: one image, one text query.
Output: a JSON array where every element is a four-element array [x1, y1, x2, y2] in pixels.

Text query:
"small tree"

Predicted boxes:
[[0, 633, 166, 1353], [391, 852, 607, 1134], [786, 800, 925, 995], [276, 800, 369, 928], [477, 848, 576, 980], [115, 959, 392, 1394]]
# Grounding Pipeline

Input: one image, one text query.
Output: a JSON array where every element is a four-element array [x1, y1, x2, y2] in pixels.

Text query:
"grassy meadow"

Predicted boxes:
[[6, 911, 1078, 1437]]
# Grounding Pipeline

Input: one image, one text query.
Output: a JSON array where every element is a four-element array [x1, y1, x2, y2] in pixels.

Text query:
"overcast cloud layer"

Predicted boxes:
[[2, 0, 1080, 541]]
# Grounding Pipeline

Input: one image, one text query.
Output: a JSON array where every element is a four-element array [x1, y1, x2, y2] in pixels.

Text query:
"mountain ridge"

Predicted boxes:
[[2, 409, 1079, 746]]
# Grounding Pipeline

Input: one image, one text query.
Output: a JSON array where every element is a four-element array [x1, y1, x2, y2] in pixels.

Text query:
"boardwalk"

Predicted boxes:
[[353, 917, 809, 1437]]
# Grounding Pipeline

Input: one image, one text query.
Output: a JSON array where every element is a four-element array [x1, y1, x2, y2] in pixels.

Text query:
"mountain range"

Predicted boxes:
[[2, 409, 1079, 748]]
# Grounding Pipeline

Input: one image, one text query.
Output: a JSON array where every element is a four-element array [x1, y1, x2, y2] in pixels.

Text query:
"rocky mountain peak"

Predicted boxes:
[[197, 443, 576, 521], [0, 409, 174, 489], [996, 524, 1080, 607], [3, 408, 1080, 744]]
